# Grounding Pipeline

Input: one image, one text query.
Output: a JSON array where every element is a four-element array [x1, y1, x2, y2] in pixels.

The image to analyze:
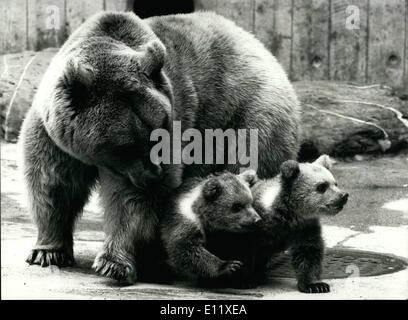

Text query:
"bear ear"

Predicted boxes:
[[131, 41, 166, 77], [280, 160, 300, 181], [314, 154, 333, 171], [203, 178, 222, 201], [59, 59, 94, 102], [63, 59, 94, 87], [239, 169, 258, 187]]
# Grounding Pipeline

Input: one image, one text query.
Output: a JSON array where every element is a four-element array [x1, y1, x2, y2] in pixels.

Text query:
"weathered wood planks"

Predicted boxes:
[[216, 0, 255, 32], [367, 0, 406, 88], [65, 0, 104, 35], [194, 0, 218, 11], [105, 0, 133, 12], [329, 0, 368, 83], [254, 0, 292, 74], [0, 0, 28, 54], [27, 0, 67, 50], [291, 0, 331, 80]]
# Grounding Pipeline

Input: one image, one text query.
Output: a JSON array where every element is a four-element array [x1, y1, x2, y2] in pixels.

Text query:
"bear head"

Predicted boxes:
[[195, 170, 261, 233], [280, 155, 349, 218], [43, 13, 175, 187]]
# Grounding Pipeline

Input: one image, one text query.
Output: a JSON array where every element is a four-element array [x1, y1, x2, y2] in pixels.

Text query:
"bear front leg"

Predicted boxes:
[[290, 219, 330, 293], [93, 167, 159, 283], [180, 245, 243, 280], [165, 225, 243, 280], [22, 111, 98, 267]]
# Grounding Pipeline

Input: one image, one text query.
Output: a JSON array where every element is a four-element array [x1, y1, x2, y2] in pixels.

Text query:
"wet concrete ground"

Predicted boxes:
[[1, 142, 407, 299]]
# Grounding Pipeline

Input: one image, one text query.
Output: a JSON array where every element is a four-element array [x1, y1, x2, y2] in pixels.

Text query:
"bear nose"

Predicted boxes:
[[252, 212, 262, 224], [341, 192, 349, 204]]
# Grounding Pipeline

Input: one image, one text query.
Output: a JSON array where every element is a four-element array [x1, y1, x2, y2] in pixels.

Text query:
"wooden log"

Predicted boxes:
[[0, 49, 58, 141], [295, 81, 408, 158]]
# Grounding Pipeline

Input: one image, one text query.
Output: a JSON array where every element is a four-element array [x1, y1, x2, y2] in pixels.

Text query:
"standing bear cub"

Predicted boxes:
[[245, 155, 349, 293], [161, 171, 261, 280]]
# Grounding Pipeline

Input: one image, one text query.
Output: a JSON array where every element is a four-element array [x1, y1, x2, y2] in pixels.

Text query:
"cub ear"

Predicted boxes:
[[313, 154, 333, 171], [239, 169, 258, 187], [280, 160, 300, 181], [203, 178, 222, 201]]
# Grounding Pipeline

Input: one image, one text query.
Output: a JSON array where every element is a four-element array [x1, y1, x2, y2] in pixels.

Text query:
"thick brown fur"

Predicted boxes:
[[205, 156, 348, 291], [161, 171, 261, 280], [20, 11, 300, 282], [246, 155, 349, 293]]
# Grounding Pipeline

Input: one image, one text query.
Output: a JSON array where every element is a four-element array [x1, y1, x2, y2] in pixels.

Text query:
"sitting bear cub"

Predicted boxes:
[[161, 171, 261, 280]]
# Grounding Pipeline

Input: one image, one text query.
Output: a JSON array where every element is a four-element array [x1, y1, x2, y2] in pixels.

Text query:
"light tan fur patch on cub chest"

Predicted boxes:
[[179, 184, 202, 226], [260, 180, 281, 210]]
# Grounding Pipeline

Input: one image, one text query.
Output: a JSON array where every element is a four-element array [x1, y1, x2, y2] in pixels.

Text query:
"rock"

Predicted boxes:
[[295, 81, 408, 159], [0, 48, 58, 142]]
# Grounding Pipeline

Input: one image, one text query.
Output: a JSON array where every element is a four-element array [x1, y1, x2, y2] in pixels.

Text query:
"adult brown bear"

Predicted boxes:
[[20, 11, 300, 282]]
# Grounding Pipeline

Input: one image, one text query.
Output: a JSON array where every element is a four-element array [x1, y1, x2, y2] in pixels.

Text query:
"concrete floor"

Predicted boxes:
[[1, 142, 407, 299]]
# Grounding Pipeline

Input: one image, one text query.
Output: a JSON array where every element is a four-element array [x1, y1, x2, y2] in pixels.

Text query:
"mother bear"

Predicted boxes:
[[20, 11, 300, 282]]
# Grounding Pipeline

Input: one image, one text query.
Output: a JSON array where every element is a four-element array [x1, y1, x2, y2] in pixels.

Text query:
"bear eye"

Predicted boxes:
[[143, 64, 162, 82], [334, 182, 338, 187], [316, 182, 329, 193], [232, 203, 244, 212]]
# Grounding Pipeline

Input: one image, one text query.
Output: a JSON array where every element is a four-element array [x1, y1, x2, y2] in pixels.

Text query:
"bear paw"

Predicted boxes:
[[298, 282, 330, 293], [218, 260, 243, 276], [26, 249, 75, 267], [93, 253, 137, 284]]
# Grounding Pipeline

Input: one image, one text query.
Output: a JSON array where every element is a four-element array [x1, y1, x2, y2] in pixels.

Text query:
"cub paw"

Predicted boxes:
[[218, 260, 243, 276], [26, 249, 75, 267], [92, 253, 137, 284], [298, 282, 330, 293]]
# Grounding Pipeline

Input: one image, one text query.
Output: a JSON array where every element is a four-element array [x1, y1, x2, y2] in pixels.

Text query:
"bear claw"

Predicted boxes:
[[26, 249, 75, 268], [219, 260, 243, 276], [93, 253, 137, 283], [298, 282, 330, 293]]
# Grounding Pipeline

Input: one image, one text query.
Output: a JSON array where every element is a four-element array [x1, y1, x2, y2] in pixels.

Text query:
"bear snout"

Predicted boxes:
[[340, 192, 349, 205], [330, 192, 349, 212], [248, 208, 262, 224]]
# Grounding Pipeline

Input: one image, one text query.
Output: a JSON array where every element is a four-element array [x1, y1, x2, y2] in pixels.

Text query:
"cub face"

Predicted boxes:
[[43, 14, 174, 186], [281, 155, 349, 217], [198, 170, 261, 232]]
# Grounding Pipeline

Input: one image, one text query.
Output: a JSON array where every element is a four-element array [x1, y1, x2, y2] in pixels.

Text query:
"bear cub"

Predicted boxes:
[[161, 170, 261, 281], [249, 155, 349, 293]]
